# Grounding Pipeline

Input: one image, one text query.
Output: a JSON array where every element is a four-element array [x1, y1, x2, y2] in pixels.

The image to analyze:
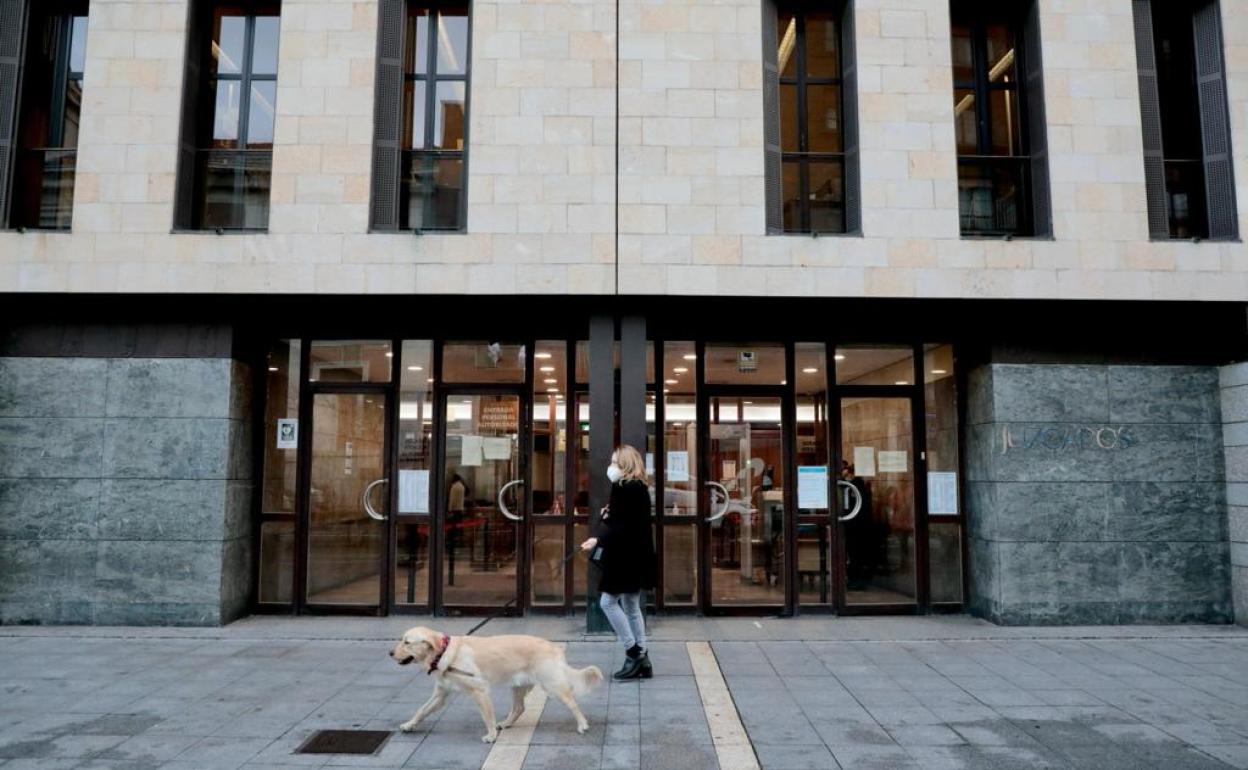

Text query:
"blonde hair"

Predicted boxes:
[[612, 444, 647, 482]]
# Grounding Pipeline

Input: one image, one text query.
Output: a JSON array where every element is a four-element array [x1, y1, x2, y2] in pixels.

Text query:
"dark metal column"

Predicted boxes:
[[586, 313, 616, 632], [619, 316, 646, 450]]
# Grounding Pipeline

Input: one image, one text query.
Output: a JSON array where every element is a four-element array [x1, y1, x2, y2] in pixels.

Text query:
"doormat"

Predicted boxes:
[[295, 730, 392, 755]]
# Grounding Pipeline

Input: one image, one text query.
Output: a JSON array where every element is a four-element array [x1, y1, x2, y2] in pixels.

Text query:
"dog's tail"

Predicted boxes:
[[569, 664, 603, 697]]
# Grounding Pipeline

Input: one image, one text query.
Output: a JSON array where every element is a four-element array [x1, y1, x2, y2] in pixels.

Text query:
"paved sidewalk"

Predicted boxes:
[[1, 617, 1247, 769]]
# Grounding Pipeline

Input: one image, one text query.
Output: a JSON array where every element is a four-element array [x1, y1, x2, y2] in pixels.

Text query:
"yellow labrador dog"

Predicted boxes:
[[389, 626, 603, 743]]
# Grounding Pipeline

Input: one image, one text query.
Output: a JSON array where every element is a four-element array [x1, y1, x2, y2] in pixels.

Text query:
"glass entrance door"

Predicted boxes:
[[305, 391, 389, 608], [836, 396, 918, 609], [439, 392, 526, 612], [703, 394, 788, 611]]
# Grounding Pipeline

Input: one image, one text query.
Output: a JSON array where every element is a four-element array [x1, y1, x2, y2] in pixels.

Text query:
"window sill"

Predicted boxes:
[[4, 227, 73, 234], [768, 230, 861, 238], [170, 228, 269, 235], [367, 228, 467, 235], [1149, 236, 1242, 244], [958, 233, 1054, 242]]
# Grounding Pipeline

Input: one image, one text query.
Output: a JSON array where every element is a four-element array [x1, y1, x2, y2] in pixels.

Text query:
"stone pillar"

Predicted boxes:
[[0, 339, 253, 625], [1222, 363, 1248, 626], [966, 362, 1231, 625]]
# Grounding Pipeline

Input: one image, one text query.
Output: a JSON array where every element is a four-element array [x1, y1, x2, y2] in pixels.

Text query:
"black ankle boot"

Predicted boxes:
[[613, 646, 644, 680], [638, 652, 653, 679]]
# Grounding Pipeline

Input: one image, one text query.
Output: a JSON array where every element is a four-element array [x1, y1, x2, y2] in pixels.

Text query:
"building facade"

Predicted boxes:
[[0, 0, 1246, 625]]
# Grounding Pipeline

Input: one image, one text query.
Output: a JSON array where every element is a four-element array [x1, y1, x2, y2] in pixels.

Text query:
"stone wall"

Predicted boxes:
[[1223, 362, 1248, 625], [0, 356, 252, 625], [966, 363, 1232, 625]]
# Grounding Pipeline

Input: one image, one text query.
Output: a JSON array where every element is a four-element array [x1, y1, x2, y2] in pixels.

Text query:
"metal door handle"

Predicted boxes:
[[836, 480, 863, 522], [498, 479, 524, 522], [705, 481, 730, 522], [363, 478, 389, 521]]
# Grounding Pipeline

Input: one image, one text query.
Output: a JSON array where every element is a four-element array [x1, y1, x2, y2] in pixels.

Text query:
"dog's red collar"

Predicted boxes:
[[427, 634, 451, 675]]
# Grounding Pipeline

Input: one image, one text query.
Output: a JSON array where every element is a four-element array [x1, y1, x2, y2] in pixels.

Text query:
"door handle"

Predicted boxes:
[[498, 479, 524, 522], [836, 479, 863, 522], [705, 481, 730, 522], [363, 478, 389, 521]]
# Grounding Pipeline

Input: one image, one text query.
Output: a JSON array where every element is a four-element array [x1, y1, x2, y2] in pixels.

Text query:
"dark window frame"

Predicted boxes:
[[5, 0, 88, 231], [778, 8, 846, 234], [951, 2, 1036, 237], [174, 0, 280, 233]]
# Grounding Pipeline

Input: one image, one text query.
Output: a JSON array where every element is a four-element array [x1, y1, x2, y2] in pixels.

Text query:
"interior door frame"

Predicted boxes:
[[297, 358, 397, 617], [431, 383, 532, 617], [828, 345, 930, 616], [696, 341, 797, 616]]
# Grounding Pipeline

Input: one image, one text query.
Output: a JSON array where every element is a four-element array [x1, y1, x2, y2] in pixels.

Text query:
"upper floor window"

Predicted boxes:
[[2, 0, 88, 230], [763, 0, 859, 235], [174, 1, 280, 231], [1133, 0, 1237, 240], [371, 0, 469, 232], [950, 0, 1050, 237]]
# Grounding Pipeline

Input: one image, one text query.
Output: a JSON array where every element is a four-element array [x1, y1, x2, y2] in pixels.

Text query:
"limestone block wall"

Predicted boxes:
[[0, 352, 252, 625], [1223, 362, 1248, 625], [965, 363, 1232, 625], [0, 0, 1246, 298]]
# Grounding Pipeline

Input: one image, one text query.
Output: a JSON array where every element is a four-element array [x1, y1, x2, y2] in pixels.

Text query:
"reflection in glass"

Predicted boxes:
[[441, 395, 522, 608], [69, 16, 88, 72], [212, 82, 242, 145], [780, 84, 799, 153], [306, 393, 387, 605], [437, 11, 469, 74], [194, 149, 272, 230], [805, 14, 838, 78], [924, 344, 963, 605], [532, 341, 567, 516], [704, 343, 785, 385], [252, 16, 281, 75], [662, 342, 697, 517], [663, 523, 697, 605], [248, 81, 277, 147], [442, 342, 526, 383], [835, 345, 914, 386], [259, 520, 295, 603], [806, 85, 842, 152], [950, 24, 973, 83], [434, 81, 466, 149], [214, 14, 246, 74], [308, 340, 393, 383], [395, 521, 431, 606], [262, 339, 301, 513], [707, 396, 786, 607], [406, 81, 427, 148], [984, 23, 1016, 83], [841, 397, 916, 605], [808, 161, 844, 233], [988, 88, 1021, 157], [532, 522, 567, 605], [953, 89, 977, 154], [403, 155, 463, 231], [777, 12, 796, 78], [781, 161, 801, 232], [407, 8, 430, 74]]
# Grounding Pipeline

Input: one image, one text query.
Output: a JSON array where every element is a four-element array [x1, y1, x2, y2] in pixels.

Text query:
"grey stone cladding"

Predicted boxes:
[[1222, 362, 1248, 626], [0, 356, 253, 625], [966, 363, 1232, 625]]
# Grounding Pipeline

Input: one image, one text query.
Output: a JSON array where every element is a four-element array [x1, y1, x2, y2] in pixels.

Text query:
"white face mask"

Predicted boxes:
[[606, 463, 623, 483]]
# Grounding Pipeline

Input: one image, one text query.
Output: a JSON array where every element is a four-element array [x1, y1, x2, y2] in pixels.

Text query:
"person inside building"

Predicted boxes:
[[580, 444, 657, 680]]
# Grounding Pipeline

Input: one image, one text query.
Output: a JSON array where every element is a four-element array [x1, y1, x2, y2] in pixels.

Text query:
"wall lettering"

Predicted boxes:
[[998, 425, 1136, 455]]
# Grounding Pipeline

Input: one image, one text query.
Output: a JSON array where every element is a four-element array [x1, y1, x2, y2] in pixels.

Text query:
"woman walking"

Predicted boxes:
[[580, 444, 656, 680]]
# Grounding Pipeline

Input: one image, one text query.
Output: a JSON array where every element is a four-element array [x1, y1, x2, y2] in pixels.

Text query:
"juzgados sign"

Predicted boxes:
[[998, 425, 1136, 454]]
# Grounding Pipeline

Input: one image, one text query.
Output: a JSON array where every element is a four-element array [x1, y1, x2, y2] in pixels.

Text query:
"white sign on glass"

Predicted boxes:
[[797, 465, 829, 510], [927, 472, 958, 515], [852, 446, 875, 477], [879, 450, 908, 473], [398, 469, 430, 513], [461, 435, 484, 466], [667, 451, 690, 482], [483, 437, 511, 461], [276, 418, 298, 449]]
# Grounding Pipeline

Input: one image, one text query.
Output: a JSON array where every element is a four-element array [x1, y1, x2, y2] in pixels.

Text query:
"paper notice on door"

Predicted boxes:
[[878, 450, 908, 473], [666, 450, 689, 482], [398, 469, 430, 514], [797, 465, 829, 510], [852, 446, 875, 477], [461, 435, 483, 466], [483, 437, 511, 461], [928, 471, 958, 515], [276, 418, 298, 449], [645, 453, 655, 475]]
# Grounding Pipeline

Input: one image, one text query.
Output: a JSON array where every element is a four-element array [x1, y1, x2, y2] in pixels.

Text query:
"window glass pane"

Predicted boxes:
[[69, 15, 88, 73], [398, 340, 434, 514], [404, 154, 463, 230], [835, 345, 914, 386], [213, 13, 246, 75], [777, 12, 796, 79], [395, 521, 431, 606], [805, 13, 838, 78], [63, 79, 82, 148], [984, 23, 1016, 85], [950, 23, 973, 83], [433, 81, 466, 149], [247, 81, 277, 148], [795, 343, 825, 396], [212, 80, 242, 146], [533, 341, 567, 516], [406, 80, 427, 149], [663, 523, 697, 604], [662, 342, 696, 517], [808, 161, 843, 233], [1164, 161, 1208, 240], [779, 84, 798, 153], [442, 342, 526, 383], [242, 156, 271, 228], [251, 16, 281, 76], [929, 522, 963, 603], [806, 84, 841, 152], [258, 520, 295, 603], [953, 89, 977, 155], [782, 160, 801, 232], [262, 339, 301, 513], [532, 522, 567, 605], [704, 343, 785, 386], [308, 340, 393, 383], [436, 9, 469, 75], [407, 7, 430, 75], [987, 88, 1021, 156]]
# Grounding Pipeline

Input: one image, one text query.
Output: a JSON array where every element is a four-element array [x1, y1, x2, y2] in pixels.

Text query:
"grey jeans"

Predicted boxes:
[[599, 591, 647, 650]]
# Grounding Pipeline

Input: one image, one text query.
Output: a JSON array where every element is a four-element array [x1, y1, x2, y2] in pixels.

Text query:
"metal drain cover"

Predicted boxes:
[[296, 729, 391, 755]]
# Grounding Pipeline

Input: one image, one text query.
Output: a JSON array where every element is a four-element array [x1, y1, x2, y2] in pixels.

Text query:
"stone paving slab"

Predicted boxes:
[[2, 618, 1248, 770]]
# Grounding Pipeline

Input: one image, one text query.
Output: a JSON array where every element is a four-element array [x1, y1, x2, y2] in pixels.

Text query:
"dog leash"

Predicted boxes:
[[463, 548, 582, 637]]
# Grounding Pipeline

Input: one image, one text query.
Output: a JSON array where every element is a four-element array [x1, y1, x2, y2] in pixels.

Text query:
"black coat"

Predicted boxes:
[[595, 479, 656, 595]]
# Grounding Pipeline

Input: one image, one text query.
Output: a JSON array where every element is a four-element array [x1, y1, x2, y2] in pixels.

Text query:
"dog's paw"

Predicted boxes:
[[399, 721, 420, 733], [480, 733, 497, 744], [576, 722, 589, 735]]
